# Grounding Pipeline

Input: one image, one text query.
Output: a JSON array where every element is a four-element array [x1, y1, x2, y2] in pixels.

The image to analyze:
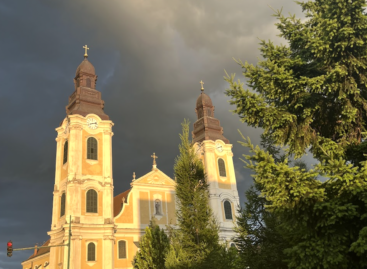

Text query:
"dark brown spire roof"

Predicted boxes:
[[192, 91, 229, 144], [75, 58, 95, 76], [66, 57, 109, 120]]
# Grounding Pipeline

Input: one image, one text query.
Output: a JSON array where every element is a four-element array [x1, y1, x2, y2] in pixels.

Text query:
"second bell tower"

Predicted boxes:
[[192, 81, 240, 244]]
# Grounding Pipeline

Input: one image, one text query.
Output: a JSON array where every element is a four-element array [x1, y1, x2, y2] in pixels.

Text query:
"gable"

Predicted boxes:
[[132, 169, 175, 187]]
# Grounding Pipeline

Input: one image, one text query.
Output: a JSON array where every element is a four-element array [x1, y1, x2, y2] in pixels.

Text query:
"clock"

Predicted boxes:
[[215, 143, 223, 153], [87, 117, 98, 130]]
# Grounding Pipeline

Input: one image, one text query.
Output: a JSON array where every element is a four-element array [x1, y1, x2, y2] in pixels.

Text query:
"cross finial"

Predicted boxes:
[[151, 152, 158, 166], [83, 45, 89, 58], [200, 80, 204, 91]]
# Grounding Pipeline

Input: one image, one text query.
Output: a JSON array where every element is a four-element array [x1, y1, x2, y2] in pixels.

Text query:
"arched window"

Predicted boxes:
[[155, 199, 162, 215], [86, 189, 98, 213], [118, 240, 127, 259], [60, 193, 66, 217], [87, 243, 95, 261], [87, 137, 98, 160], [63, 141, 68, 164], [224, 200, 232, 220], [230, 243, 236, 248], [86, 78, 91, 88], [218, 158, 226, 177]]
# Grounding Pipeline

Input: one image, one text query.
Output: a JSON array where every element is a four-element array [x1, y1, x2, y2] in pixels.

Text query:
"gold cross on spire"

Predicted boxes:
[[83, 45, 89, 58], [151, 152, 158, 165], [200, 80, 204, 91]]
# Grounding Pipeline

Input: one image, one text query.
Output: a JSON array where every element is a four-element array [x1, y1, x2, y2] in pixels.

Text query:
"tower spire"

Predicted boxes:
[[192, 82, 229, 144]]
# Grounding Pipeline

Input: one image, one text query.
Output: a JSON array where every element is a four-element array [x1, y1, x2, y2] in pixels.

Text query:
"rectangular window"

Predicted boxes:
[[118, 241, 127, 259]]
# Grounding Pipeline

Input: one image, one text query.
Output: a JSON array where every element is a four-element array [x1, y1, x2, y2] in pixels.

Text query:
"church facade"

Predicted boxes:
[[21, 47, 240, 269]]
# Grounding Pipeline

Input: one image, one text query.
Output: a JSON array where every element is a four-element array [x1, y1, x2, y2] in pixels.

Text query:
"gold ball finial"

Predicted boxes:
[[83, 45, 89, 58], [200, 80, 204, 91]]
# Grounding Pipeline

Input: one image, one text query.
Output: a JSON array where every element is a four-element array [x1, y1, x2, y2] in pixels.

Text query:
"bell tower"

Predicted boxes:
[[47, 46, 115, 269], [192, 81, 240, 244]]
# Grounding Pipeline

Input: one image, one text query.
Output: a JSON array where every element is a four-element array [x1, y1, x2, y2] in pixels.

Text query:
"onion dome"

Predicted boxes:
[[75, 58, 95, 76], [192, 80, 229, 144], [65, 45, 109, 120]]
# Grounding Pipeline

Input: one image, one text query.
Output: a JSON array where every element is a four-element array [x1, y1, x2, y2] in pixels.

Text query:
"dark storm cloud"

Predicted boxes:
[[0, 1, 308, 268]]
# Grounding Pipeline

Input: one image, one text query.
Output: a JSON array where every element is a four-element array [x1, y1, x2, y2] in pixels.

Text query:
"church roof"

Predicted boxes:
[[23, 239, 50, 262], [113, 189, 131, 217], [196, 92, 213, 107], [75, 58, 95, 76]]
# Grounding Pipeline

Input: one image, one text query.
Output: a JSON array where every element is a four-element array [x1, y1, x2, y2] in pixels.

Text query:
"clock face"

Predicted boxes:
[[215, 143, 223, 153], [87, 117, 98, 130]]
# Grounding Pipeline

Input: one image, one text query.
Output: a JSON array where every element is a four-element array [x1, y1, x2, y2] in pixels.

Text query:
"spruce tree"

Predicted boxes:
[[224, 1, 367, 267], [167, 119, 220, 268], [133, 218, 170, 269]]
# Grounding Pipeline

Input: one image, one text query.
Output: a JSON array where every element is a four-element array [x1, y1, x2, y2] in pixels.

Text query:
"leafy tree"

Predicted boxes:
[[224, 0, 367, 267], [166, 119, 221, 268], [224, 0, 367, 161], [133, 218, 170, 269]]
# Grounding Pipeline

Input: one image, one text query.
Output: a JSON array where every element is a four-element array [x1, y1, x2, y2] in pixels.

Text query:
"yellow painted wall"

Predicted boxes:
[[22, 253, 50, 269], [82, 130, 103, 175], [115, 192, 134, 223], [61, 163, 68, 182], [139, 191, 150, 224], [81, 189, 104, 216], [114, 236, 136, 268], [81, 239, 103, 269]]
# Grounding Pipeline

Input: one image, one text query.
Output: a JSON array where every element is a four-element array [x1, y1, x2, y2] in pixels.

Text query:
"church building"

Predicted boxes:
[[21, 46, 240, 269]]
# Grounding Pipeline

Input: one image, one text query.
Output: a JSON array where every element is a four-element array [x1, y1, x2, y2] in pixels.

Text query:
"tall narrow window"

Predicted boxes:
[[86, 189, 98, 213], [87, 243, 95, 261], [87, 137, 97, 160], [118, 241, 127, 259], [63, 141, 68, 164], [224, 200, 232, 220], [86, 78, 91, 88], [60, 193, 66, 217], [218, 158, 226, 177]]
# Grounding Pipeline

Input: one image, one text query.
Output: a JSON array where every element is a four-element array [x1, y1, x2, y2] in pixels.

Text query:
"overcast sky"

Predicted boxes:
[[0, 1, 318, 268]]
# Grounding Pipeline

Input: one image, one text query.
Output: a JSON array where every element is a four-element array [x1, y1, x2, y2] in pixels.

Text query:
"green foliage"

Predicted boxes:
[[168, 119, 221, 268], [239, 131, 367, 268], [234, 133, 294, 269], [133, 218, 170, 269], [224, 0, 367, 159]]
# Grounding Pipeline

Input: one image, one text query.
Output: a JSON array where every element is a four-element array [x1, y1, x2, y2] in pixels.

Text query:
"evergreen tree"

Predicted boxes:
[[133, 218, 170, 269], [167, 119, 220, 268], [224, 1, 367, 267], [234, 134, 303, 269], [224, 0, 367, 161]]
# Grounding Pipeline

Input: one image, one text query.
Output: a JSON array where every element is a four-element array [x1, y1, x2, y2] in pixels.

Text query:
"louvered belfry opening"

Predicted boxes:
[[63, 141, 68, 164], [224, 200, 232, 220], [87, 137, 97, 160], [218, 158, 226, 177], [86, 189, 98, 213], [87, 243, 96, 261], [118, 241, 127, 259], [60, 193, 66, 217]]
